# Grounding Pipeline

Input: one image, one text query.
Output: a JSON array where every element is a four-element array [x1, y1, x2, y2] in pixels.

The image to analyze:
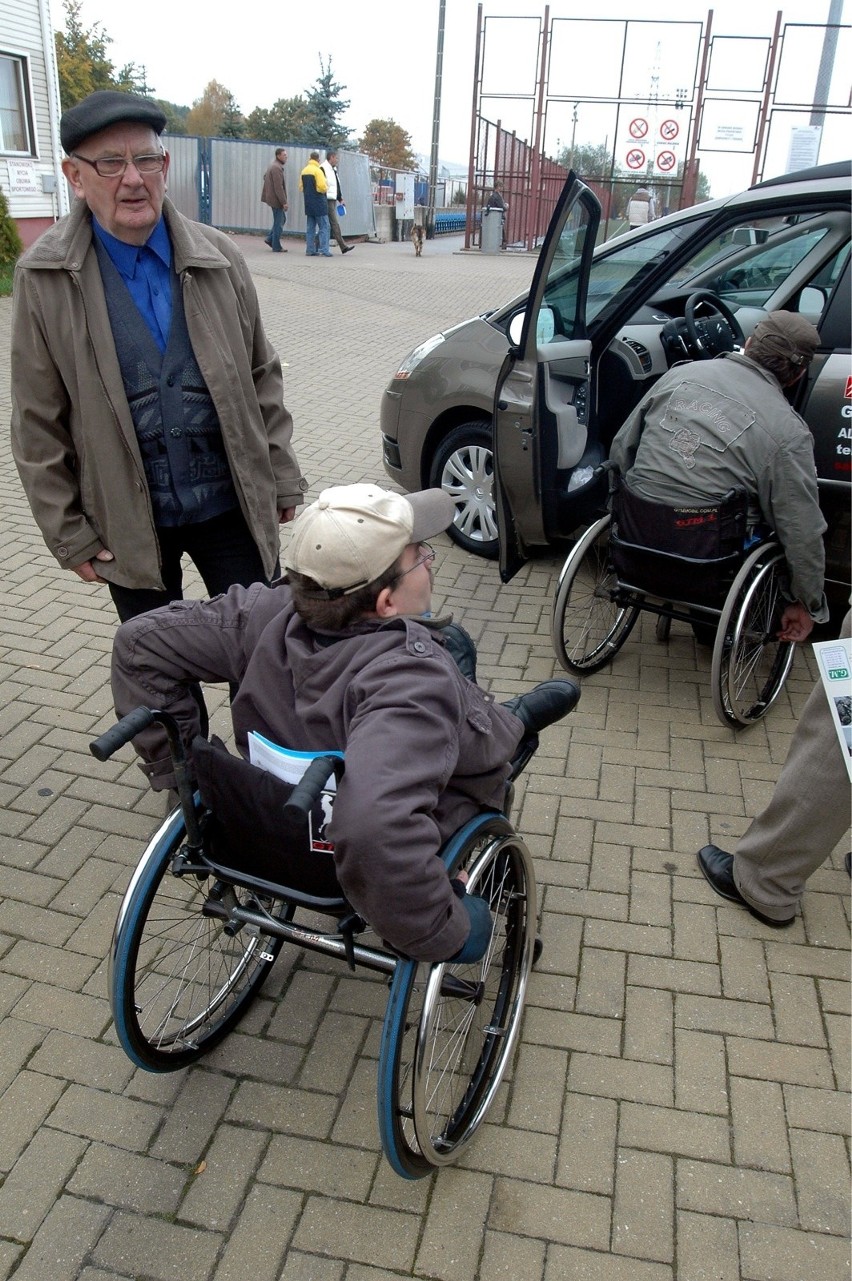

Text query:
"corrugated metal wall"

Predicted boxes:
[[162, 135, 376, 240]]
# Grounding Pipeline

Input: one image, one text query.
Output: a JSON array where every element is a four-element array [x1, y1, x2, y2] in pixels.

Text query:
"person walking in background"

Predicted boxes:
[[300, 151, 331, 257], [261, 147, 288, 253], [698, 608, 852, 927], [627, 186, 656, 229], [321, 148, 353, 254], [10, 90, 307, 626]]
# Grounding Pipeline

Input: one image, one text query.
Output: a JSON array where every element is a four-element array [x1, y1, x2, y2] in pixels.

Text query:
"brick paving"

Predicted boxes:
[[0, 231, 849, 1281]]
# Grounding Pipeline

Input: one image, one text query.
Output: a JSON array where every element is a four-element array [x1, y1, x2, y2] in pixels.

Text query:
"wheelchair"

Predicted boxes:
[[90, 707, 540, 1179], [550, 469, 796, 728]]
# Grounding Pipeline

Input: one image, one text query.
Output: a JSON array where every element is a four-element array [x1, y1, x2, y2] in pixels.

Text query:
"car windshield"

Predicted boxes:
[[668, 212, 834, 306]]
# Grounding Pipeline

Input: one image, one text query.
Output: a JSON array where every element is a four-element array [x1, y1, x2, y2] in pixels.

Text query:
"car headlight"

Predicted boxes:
[[393, 334, 445, 380]]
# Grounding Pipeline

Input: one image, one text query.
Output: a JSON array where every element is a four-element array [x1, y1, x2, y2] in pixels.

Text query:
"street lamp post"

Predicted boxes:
[[427, 0, 446, 239]]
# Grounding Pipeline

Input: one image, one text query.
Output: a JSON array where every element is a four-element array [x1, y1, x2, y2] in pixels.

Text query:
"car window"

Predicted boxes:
[[670, 214, 832, 307], [541, 215, 712, 332]]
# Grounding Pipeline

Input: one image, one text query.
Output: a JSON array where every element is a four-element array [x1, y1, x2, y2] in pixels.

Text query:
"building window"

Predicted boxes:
[[0, 54, 34, 154]]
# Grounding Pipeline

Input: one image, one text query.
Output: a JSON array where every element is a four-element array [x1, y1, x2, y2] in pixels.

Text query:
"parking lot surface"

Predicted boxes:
[[0, 231, 849, 1281]]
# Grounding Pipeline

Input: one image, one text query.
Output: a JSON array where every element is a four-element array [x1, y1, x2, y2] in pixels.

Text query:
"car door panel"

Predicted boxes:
[[494, 176, 601, 581]]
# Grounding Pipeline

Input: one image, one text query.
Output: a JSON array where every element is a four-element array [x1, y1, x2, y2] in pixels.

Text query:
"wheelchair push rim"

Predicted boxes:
[[109, 807, 286, 1071], [552, 515, 639, 673], [377, 814, 536, 1178], [711, 545, 795, 728]]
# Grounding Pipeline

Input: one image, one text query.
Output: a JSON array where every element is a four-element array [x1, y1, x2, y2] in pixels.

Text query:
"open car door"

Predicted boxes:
[[494, 175, 601, 582]]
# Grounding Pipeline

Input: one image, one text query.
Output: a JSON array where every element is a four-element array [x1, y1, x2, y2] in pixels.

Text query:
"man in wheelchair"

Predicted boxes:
[[110, 483, 578, 964], [609, 310, 828, 642]]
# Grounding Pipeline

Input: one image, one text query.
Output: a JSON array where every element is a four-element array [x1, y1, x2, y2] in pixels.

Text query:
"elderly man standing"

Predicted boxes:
[[11, 90, 307, 625], [609, 311, 828, 643], [261, 147, 288, 252], [320, 148, 353, 254], [299, 150, 331, 257]]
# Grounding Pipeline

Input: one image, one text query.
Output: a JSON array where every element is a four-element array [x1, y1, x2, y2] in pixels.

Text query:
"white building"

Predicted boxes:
[[2, 0, 67, 248]]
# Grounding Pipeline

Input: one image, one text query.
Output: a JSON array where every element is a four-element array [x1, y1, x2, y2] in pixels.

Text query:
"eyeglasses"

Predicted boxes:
[[71, 151, 166, 178], [392, 543, 436, 583]]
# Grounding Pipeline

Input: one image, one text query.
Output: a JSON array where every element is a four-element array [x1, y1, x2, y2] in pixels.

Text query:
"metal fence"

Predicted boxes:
[[162, 135, 376, 240]]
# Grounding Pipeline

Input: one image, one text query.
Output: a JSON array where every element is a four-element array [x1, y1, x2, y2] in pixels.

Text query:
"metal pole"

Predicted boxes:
[[427, 0, 446, 239], [465, 4, 484, 250], [810, 0, 844, 131], [752, 10, 783, 184], [682, 9, 714, 210]]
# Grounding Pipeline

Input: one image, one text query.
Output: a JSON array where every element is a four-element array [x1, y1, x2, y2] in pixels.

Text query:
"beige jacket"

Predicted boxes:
[[11, 198, 307, 590]]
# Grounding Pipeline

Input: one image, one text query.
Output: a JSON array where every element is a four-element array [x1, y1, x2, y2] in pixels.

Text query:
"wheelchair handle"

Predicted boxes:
[[90, 707, 156, 761], [283, 755, 344, 818]]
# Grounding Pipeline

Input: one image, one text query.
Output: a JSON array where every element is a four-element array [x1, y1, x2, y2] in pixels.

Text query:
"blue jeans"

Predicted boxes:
[[306, 213, 331, 255], [266, 206, 286, 251]]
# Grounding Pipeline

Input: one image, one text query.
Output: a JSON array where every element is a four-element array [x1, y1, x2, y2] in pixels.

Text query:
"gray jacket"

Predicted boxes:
[[11, 198, 307, 590], [609, 352, 827, 619], [111, 583, 525, 961]]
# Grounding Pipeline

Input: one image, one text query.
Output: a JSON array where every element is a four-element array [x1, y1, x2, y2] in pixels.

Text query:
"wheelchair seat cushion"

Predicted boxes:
[[610, 480, 748, 604], [192, 736, 342, 898]]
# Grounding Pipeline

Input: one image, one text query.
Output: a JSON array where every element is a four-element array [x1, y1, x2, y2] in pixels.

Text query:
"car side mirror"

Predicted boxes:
[[799, 286, 826, 324]]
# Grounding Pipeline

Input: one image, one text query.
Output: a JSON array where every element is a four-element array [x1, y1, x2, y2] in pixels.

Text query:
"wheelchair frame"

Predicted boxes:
[[92, 709, 537, 1179], [551, 512, 796, 728]]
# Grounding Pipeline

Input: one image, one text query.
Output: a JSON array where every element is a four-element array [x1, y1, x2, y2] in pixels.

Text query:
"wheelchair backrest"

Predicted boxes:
[[610, 479, 748, 604]]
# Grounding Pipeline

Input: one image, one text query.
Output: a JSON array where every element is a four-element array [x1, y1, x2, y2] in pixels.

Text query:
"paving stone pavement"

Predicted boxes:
[[0, 231, 849, 1281]]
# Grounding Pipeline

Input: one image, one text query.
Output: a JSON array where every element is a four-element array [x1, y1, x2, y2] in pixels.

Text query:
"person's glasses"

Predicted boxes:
[[72, 152, 166, 178], [393, 543, 436, 582]]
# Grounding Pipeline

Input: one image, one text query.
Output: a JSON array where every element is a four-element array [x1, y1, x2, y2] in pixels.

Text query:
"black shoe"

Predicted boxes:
[[342, 244, 354, 253], [503, 679, 580, 735], [697, 845, 794, 928]]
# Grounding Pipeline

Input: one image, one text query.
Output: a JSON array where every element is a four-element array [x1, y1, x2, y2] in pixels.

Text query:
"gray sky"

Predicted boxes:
[[68, 0, 848, 196]]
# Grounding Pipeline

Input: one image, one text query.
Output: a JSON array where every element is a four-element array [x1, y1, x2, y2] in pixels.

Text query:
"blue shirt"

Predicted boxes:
[[92, 217, 173, 352]]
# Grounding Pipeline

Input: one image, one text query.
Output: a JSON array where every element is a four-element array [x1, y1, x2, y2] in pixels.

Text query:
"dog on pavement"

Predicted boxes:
[[410, 223, 426, 256]]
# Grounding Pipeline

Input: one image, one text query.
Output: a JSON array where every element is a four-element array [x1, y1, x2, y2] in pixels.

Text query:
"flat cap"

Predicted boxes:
[[61, 90, 167, 154], [751, 310, 820, 366]]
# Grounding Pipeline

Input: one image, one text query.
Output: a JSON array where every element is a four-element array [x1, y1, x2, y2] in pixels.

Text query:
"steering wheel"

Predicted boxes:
[[683, 290, 745, 359]]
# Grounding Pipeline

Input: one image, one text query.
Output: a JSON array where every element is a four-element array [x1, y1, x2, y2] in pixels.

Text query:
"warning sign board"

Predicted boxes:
[[626, 149, 646, 170], [659, 119, 679, 142], [655, 149, 677, 174], [628, 118, 649, 140]]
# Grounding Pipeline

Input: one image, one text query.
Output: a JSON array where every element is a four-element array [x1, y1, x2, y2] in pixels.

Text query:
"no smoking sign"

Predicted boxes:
[[656, 149, 677, 173]]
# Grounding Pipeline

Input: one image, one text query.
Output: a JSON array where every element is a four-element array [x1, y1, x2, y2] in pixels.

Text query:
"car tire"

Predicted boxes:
[[429, 422, 499, 559]]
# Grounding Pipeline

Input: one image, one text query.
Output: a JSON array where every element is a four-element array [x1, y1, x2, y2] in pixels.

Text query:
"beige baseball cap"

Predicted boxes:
[[284, 483, 454, 596]]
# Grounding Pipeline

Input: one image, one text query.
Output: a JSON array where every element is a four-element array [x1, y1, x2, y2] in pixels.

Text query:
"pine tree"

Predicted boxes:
[[304, 57, 352, 148]]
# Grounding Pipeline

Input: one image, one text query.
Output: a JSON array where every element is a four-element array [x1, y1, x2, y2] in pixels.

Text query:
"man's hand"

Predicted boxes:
[[278, 507, 297, 524], [72, 548, 115, 584], [777, 601, 814, 643]]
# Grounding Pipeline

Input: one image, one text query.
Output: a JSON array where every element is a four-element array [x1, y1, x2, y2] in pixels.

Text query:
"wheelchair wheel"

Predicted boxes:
[[551, 515, 640, 673], [110, 808, 286, 1071], [711, 543, 796, 728], [377, 813, 536, 1178]]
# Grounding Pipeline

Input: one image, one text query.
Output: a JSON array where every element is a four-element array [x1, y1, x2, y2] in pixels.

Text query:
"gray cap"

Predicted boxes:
[[61, 91, 167, 154], [750, 310, 820, 367]]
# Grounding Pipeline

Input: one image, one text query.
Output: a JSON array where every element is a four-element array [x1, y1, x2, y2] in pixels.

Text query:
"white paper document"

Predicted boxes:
[[811, 638, 852, 782]]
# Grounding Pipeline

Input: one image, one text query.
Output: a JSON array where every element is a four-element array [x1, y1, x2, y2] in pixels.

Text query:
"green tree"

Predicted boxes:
[[220, 92, 245, 138], [54, 0, 147, 110], [244, 97, 312, 143], [0, 188, 24, 266], [304, 57, 352, 147], [558, 141, 614, 178], [155, 99, 189, 136], [359, 118, 416, 170], [186, 80, 242, 138]]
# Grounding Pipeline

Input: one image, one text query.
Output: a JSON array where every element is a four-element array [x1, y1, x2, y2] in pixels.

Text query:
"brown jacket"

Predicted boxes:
[[260, 159, 287, 210], [11, 198, 307, 590], [111, 582, 525, 961]]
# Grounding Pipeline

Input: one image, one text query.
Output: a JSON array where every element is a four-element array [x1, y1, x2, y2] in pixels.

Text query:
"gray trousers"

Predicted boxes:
[[327, 200, 346, 251], [734, 609, 851, 919]]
